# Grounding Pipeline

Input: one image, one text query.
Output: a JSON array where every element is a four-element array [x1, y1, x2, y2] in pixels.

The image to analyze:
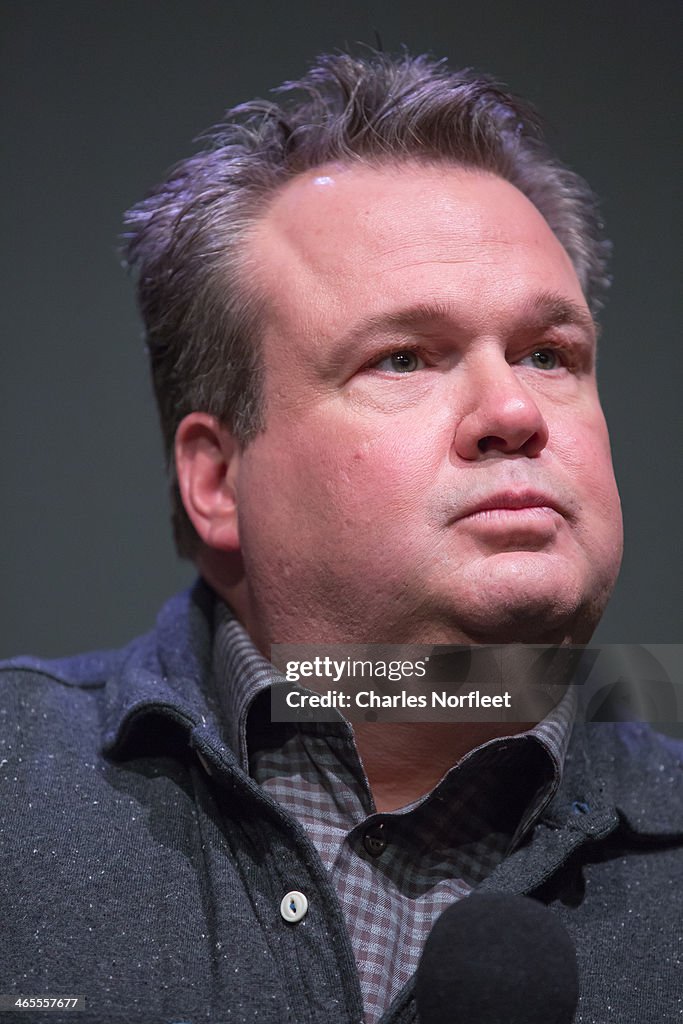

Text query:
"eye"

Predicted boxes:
[[373, 350, 425, 373], [519, 349, 560, 370]]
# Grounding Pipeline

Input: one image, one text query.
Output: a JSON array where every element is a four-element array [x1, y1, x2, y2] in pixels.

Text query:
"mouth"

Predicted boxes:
[[455, 490, 566, 523]]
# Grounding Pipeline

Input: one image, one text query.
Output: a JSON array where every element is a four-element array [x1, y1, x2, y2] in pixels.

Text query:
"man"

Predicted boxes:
[[1, 52, 680, 1024]]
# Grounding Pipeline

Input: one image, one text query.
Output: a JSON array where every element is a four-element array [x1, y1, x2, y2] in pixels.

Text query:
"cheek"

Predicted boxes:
[[553, 403, 615, 480], [288, 404, 441, 499], [332, 424, 443, 526], [553, 410, 623, 552]]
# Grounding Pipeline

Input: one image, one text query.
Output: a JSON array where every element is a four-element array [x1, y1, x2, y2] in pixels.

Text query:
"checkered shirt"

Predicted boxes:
[[212, 603, 574, 1024]]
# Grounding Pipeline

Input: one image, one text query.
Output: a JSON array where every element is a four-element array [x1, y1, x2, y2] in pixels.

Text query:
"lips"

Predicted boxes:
[[456, 490, 565, 521]]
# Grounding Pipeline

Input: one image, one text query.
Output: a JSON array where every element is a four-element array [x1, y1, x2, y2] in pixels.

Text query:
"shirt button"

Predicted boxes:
[[280, 890, 308, 923], [363, 823, 387, 857]]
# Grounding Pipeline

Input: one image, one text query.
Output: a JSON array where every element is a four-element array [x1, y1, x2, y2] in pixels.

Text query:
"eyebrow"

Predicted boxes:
[[339, 290, 599, 349], [522, 291, 599, 341]]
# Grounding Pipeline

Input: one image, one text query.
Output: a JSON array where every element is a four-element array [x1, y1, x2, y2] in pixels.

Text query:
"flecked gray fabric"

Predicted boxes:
[[1, 580, 682, 1024]]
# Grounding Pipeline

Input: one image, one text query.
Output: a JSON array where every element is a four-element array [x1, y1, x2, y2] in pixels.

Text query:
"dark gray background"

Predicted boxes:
[[2, 1, 681, 659]]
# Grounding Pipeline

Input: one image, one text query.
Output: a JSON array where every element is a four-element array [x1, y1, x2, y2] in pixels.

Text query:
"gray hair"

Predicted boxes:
[[122, 50, 611, 558]]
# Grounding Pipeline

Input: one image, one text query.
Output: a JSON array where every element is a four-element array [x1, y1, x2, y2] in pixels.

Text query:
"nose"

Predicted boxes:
[[453, 357, 550, 461]]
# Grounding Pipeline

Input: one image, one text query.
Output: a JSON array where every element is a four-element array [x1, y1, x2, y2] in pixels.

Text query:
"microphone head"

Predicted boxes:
[[416, 893, 579, 1024]]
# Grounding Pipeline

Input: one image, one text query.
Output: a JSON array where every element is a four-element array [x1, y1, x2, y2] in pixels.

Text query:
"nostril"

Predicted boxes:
[[478, 435, 509, 454], [477, 430, 546, 457], [478, 435, 503, 453]]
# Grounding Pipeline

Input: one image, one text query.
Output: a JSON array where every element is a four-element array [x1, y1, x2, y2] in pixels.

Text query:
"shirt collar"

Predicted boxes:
[[211, 599, 284, 771], [211, 598, 576, 788]]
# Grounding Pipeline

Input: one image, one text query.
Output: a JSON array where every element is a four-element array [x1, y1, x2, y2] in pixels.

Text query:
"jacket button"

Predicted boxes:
[[280, 890, 308, 923]]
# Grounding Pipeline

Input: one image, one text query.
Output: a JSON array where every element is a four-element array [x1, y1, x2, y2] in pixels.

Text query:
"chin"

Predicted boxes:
[[457, 603, 590, 646], [448, 554, 613, 645]]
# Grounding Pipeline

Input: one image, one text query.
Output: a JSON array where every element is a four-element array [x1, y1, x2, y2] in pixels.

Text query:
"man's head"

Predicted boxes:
[[124, 51, 622, 649]]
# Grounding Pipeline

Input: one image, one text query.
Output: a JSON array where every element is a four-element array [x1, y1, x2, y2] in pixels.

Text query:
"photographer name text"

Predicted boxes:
[[285, 688, 512, 710]]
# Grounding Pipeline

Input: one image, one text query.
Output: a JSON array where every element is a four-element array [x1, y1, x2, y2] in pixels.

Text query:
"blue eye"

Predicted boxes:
[[375, 351, 424, 373], [520, 349, 559, 370]]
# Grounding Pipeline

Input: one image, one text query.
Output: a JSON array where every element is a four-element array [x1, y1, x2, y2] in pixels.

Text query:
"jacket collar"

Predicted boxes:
[[102, 579, 228, 759], [102, 582, 683, 838], [544, 718, 683, 839]]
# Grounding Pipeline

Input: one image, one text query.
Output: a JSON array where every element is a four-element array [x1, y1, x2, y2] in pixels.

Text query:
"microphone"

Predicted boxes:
[[415, 893, 579, 1024]]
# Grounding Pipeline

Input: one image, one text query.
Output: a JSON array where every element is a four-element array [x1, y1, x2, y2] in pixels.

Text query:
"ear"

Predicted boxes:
[[175, 413, 241, 552]]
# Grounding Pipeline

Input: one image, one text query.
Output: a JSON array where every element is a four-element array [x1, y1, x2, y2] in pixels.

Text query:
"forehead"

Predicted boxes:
[[246, 161, 587, 343]]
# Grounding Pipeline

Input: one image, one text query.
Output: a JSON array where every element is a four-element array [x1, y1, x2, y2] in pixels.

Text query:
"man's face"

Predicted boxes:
[[231, 162, 623, 646]]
